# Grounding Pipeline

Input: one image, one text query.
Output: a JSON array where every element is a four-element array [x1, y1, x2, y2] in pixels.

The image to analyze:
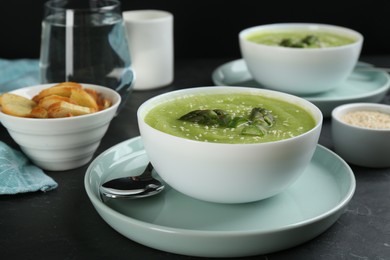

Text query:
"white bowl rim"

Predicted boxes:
[[239, 22, 364, 51], [0, 83, 121, 122], [138, 86, 323, 147], [332, 102, 390, 131]]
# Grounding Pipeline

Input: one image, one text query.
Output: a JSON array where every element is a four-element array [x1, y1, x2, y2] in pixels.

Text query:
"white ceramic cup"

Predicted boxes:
[[123, 10, 174, 90]]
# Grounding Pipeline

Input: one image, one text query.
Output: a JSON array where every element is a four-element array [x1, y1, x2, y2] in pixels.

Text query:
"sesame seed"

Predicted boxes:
[[342, 110, 390, 129]]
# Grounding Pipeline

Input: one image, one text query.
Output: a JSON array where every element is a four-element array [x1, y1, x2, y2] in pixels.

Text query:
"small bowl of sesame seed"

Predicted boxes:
[[331, 102, 390, 168]]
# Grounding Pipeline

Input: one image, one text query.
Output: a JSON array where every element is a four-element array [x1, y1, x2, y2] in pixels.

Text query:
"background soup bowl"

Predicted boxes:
[[138, 86, 323, 203], [0, 83, 121, 171], [239, 23, 363, 95]]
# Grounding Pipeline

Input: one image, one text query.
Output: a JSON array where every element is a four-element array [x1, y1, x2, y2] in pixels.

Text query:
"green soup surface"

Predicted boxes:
[[144, 93, 316, 144], [246, 30, 356, 48]]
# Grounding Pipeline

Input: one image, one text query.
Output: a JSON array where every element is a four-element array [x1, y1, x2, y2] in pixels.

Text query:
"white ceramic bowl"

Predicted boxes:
[[239, 23, 363, 95], [138, 86, 323, 203], [331, 103, 390, 168], [0, 83, 121, 171]]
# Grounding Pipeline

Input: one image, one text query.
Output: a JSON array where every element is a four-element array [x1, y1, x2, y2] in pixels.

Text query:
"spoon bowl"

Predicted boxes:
[[99, 162, 165, 199]]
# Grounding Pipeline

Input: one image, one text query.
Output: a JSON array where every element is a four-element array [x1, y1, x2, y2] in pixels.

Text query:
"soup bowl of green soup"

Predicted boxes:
[[138, 86, 323, 203], [239, 23, 363, 95]]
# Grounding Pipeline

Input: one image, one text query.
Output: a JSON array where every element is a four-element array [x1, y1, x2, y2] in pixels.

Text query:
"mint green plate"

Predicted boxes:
[[84, 136, 355, 257], [212, 59, 390, 117]]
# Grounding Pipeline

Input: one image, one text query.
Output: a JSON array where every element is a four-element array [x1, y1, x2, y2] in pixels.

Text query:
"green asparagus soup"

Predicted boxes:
[[144, 93, 316, 144], [247, 30, 356, 48]]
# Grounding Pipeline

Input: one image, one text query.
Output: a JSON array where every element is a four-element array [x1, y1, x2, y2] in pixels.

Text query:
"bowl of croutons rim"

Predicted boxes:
[[0, 82, 121, 171]]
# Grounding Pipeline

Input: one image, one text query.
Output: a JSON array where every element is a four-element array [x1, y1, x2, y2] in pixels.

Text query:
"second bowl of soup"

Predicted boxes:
[[138, 86, 323, 203], [239, 23, 363, 95]]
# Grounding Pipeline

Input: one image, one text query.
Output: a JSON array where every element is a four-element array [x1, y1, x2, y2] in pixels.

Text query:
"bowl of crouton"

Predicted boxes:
[[0, 82, 121, 171]]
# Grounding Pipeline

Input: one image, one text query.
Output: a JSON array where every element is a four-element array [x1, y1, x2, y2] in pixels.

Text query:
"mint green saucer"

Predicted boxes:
[[212, 59, 390, 117], [84, 136, 355, 257]]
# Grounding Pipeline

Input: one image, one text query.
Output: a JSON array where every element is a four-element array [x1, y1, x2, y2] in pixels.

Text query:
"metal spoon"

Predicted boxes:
[[99, 162, 164, 199]]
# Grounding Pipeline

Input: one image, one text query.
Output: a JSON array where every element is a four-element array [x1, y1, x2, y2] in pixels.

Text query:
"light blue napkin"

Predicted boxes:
[[0, 58, 40, 92], [0, 58, 57, 194], [0, 141, 58, 194]]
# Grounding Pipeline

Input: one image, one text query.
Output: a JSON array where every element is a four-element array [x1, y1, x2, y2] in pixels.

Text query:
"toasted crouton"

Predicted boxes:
[[70, 89, 99, 110], [32, 82, 82, 102], [97, 95, 112, 110], [30, 106, 48, 118], [0, 93, 37, 117], [38, 95, 77, 110], [84, 88, 99, 102], [47, 101, 95, 118]]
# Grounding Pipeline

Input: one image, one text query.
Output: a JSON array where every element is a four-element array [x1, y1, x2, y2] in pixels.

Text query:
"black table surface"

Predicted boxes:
[[1, 56, 390, 260]]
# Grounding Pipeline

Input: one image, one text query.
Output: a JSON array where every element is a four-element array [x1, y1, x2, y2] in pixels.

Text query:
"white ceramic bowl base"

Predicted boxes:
[[0, 83, 121, 171], [138, 86, 323, 203]]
